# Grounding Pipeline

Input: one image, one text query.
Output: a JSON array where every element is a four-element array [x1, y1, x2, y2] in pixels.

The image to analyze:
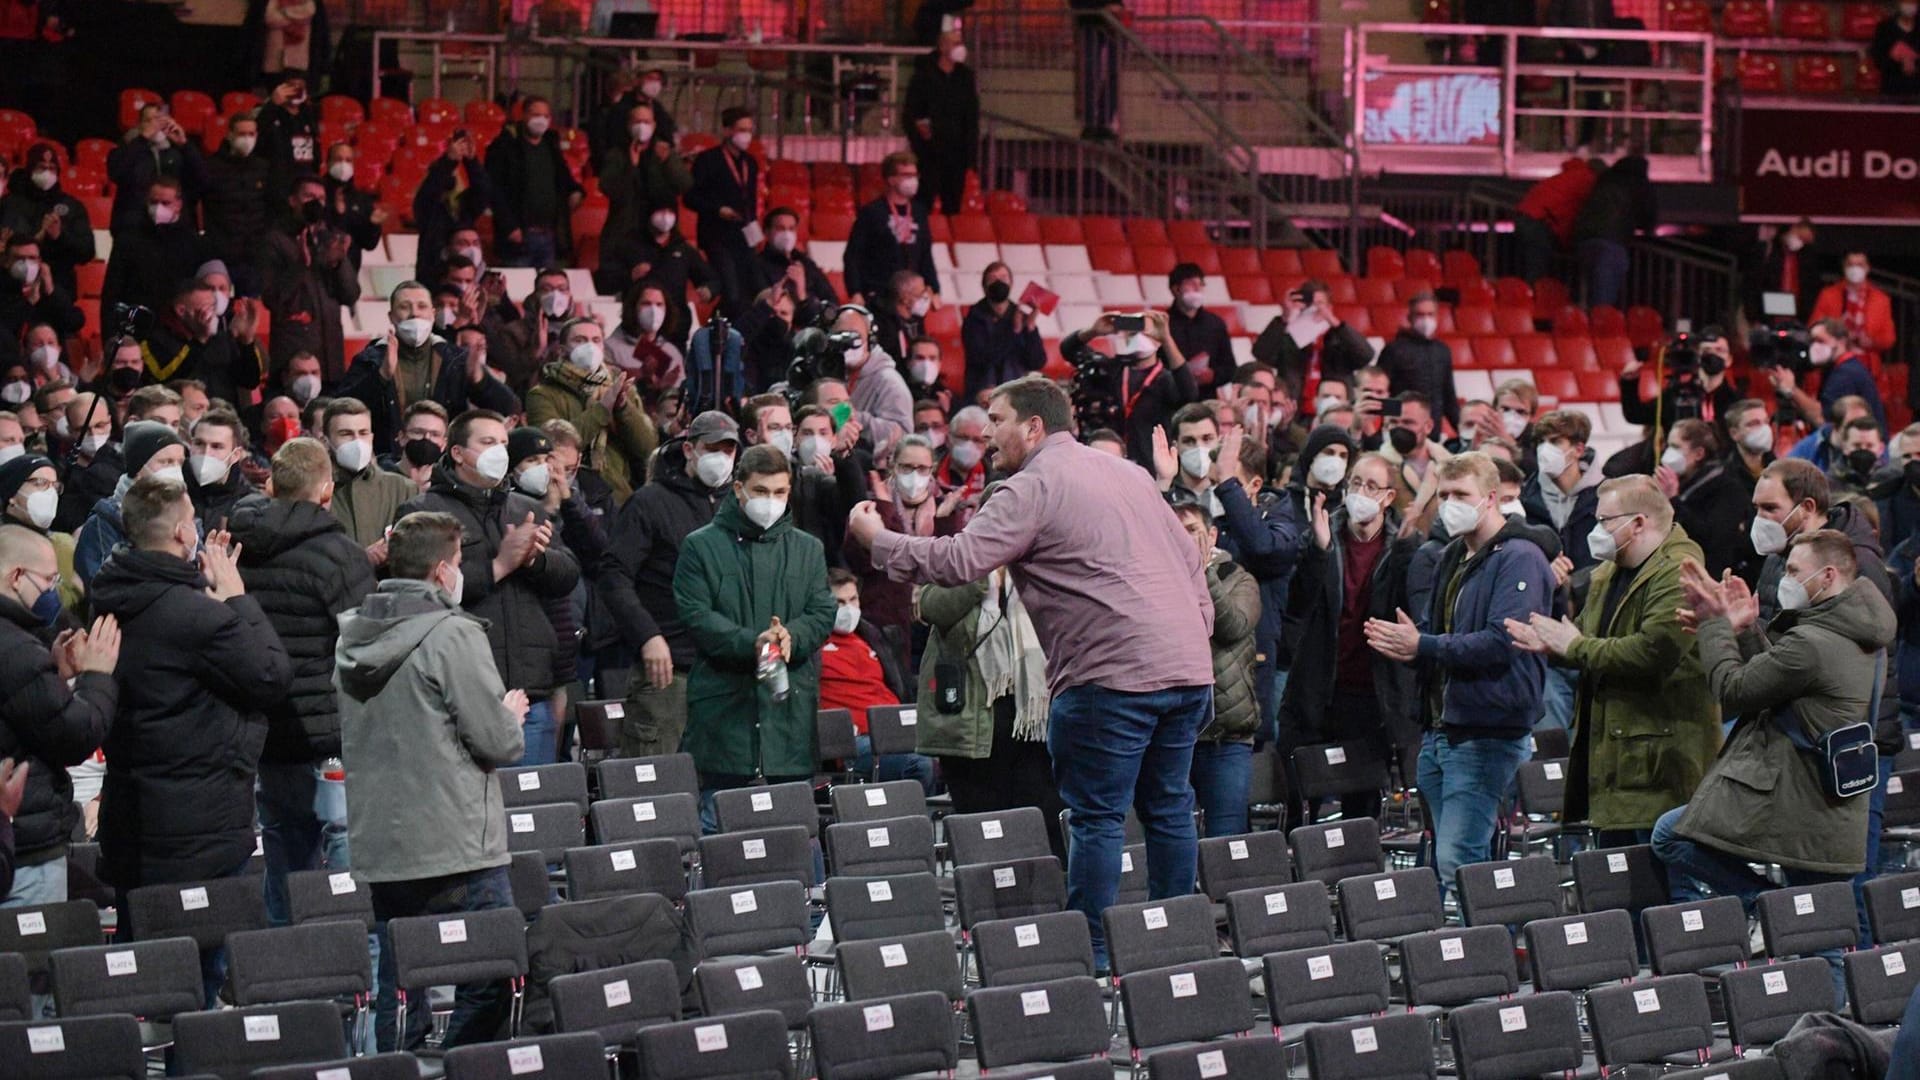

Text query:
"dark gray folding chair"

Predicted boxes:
[[1146, 1037, 1289, 1080], [1571, 844, 1667, 918], [1103, 894, 1218, 978], [385, 907, 529, 1044], [1289, 819, 1384, 887], [1262, 941, 1394, 1045], [1291, 742, 1391, 823], [224, 920, 373, 1049], [684, 881, 810, 960], [973, 910, 1097, 988], [1118, 957, 1254, 1079], [1447, 990, 1583, 1080], [500, 762, 590, 811], [1336, 868, 1444, 942], [1399, 925, 1518, 1011], [0, 1013, 145, 1079], [835, 929, 964, 1004], [123, 876, 268, 948], [589, 793, 703, 853], [823, 816, 937, 878], [250, 1052, 424, 1080], [0, 952, 29, 1021], [1454, 857, 1563, 927], [49, 936, 202, 1021], [563, 838, 689, 902], [285, 869, 375, 928], [715, 781, 821, 839], [548, 957, 681, 1052], [443, 1031, 608, 1079], [1224, 882, 1334, 959], [1302, 1013, 1437, 1080], [1862, 870, 1920, 945], [694, 953, 813, 1029], [823, 872, 944, 943], [1586, 973, 1717, 1071], [1116, 843, 1150, 906], [1755, 881, 1858, 960], [863, 704, 922, 765], [1843, 942, 1920, 1026], [945, 807, 1054, 867], [828, 780, 928, 825], [0, 899, 103, 990], [169, 1000, 347, 1080], [1196, 831, 1292, 900], [1522, 908, 1639, 993], [570, 699, 624, 768], [816, 709, 860, 777], [965, 975, 1110, 1070], [1643, 896, 1750, 976], [595, 753, 700, 802], [953, 856, 1067, 932], [810, 990, 959, 1080], [698, 826, 815, 890], [1721, 957, 1837, 1052], [632, 1009, 795, 1080], [503, 802, 585, 864]]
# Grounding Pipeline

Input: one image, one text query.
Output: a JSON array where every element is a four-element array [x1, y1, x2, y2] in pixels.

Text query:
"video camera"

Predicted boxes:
[[1750, 321, 1812, 376], [1061, 330, 1129, 434], [106, 302, 154, 342], [781, 309, 864, 410]]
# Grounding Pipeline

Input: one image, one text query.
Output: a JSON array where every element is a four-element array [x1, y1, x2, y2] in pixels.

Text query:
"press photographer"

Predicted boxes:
[[1769, 317, 1888, 436], [1619, 327, 1740, 435], [1062, 309, 1196, 470]]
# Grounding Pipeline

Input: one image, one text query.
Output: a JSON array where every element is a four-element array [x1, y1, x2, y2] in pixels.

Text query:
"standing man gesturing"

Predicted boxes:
[[848, 375, 1213, 972]]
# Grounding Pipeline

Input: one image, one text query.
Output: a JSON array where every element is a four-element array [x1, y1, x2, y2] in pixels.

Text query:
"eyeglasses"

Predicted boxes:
[[1348, 480, 1395, 497], [1594, 512, 1640, 526]]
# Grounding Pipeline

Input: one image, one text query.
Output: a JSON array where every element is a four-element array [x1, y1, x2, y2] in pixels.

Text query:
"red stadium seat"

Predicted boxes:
[[767, 159, 808, 187], [1556, 336, 1600, 370], [1125, 218, 1170, 246], [811, 161, 852, 189], [950, 214, 996, 243], [1218, 247, 1262, 276], [74, 261, 106, 299], [1473, 336, 1518, 368], [1089, 244, 1137, 274], [810, 211, 854, 241], [924, 304, 962, 340], [1532, 278, 1571, 323], [1494, 277, 1533, 308], [1533, 368, 1580, 402], [1323, 277, 1359, 305], [221, 91, 261, 117], [1626, 306, 1666, 349], [1856, 56, 1883, 92], [1228, 276, 1275, 304], [1585, 306, 1624, 338], [1355, 277, 1398, 305], [1779, 1, 1831, 39], [1405, 248, 1444, 283], [1167, 220, 1212, 246], [82, 194, 112, 228], [1434, 304, 1457, 334], [1270, 275, 1306, 302], [1737, 54, 1784, 93], [74, 137, 115, 172], [61, 166, 102, 196], [1440, 334, 1477, 367], [1370, 304, 1407, 335], [1593, 335, 1636, 370], [1038, 216, 1085, 244], [987, 191, 1030, 216], [1721, 0, 1771, 37], [1174, 244, 1222, 276], [170, 91, 217, 137], [1577, 370, 1623, 401], [1553, 308, 1593, 341], [1301, 249, 1346, 279], [369, 97, 413, 126], [1513, 334, 1558, 368], [1453, 306, 1498, 336], [1210, 306, 1247, 336], [1663, 0, 1713, 32], [416, 97, 458, 126], [320, 95, 364, 128], [995, 214, 1042, 245], [1441, 250, 1481, 287], [1366, 246, 1405, 280], [1793, 55, 1844, 93], [1842, 2, 1883, 39], [1335, 305, 1372, 337], [1082, 216, 1127, 245], [1494, 306, 1534, 336], [119, 88, 165, 132], [1134, 245, 1178, 276], [1263, 248, 1305, 276]]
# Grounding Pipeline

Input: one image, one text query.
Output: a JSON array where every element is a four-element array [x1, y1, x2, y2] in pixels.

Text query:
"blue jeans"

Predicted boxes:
[[371, 866, 516, 1053], [1417, 731, 1533, 899], [1189, 741, 1252, 838], [851, 735, 937, 796], [1890, 979, 1920, 1080], [1579, 238, 1629, 309], [258, 762, 352, 925], [516, 700, 558, 766], [1854, 754, 1897, 946], [1538, 667, 1577, 731], [1047, 682, 1214, 969], [503, 226, 558, 269], [2, 855, 66, 907]]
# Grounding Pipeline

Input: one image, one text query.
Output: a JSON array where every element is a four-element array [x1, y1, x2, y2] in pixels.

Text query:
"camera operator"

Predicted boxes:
[[1619, 329, 1740, 437], [1064, 310, 1196, 470], [831, 305, 913, 455], [263, 175, 360, 380], [1771, 318, 1887, 435]]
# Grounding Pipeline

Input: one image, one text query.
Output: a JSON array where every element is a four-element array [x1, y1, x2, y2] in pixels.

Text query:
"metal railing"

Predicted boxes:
[[330, 0, 907, 43]]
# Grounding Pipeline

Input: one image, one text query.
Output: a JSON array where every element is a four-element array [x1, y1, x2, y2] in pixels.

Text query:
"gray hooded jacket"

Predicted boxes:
[[334, 578, 524, 882]]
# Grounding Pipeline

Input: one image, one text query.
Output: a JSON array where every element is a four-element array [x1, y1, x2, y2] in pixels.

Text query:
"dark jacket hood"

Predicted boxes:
[[710, 489, 792, 541], [426, 463, 507, 509], [228, 495, 348, 561], [1784, 577, 1898, 652], [334, 579, 469, 701], [90, 547, 208, 620], [1828, 498, 1884, 560]]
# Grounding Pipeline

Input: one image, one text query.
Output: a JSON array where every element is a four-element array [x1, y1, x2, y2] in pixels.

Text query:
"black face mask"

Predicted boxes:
[[984, 280, 1011, 304], [1388, 426, 1419, 455], [1699, 351, 1726, 375], [1848, 449, 1879, 478], [108, 367, 142, 393], [404, 438, 443, 468], [300, 198, 325, 225], [1906, 460, 1920, 490]]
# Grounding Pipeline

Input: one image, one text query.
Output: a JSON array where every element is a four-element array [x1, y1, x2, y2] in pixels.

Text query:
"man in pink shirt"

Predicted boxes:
[[849, 375, 1214, 971]]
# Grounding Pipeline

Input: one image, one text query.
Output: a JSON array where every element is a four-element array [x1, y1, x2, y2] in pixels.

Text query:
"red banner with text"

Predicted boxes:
[[1740, 104, 1920, 222]]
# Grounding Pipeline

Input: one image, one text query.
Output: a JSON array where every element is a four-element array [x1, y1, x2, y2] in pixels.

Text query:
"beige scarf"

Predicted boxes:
[[974, 569, 1051, 742]]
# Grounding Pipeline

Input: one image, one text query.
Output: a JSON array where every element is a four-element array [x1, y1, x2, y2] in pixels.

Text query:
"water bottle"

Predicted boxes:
[[314, 757, 348, 827], [756, 639, 790, 703]]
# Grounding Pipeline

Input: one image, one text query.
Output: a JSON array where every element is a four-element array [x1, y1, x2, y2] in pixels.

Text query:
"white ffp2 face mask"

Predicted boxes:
[[742, 495, 786, 528], [474, 444, 510, 483], [1438, 497, 1485, 537], [834, 603, 861, 635]]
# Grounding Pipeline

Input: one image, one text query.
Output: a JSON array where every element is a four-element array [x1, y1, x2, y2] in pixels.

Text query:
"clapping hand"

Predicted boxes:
[[1506, 612, 1581, 657], [502, 688, 530, 724], [1150, 426, 1177, 486], [1211, 430, 1244, 487], [1310, 491, 1332, 550], [0, 758, 28, 821], [201, 531, 246, 601], [1363, 609, 1422, 661]]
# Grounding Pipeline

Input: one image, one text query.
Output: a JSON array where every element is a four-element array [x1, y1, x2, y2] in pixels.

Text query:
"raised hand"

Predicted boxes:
[[78, 615, 121, 674], [1150, 426, 1177, 486], [502, 688, 530, 723], [201, 534, 246, 601], [1310, 491, 1332, 550]]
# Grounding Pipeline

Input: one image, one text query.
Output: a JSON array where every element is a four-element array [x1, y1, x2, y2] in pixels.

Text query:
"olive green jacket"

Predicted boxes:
[[914, 578, 996, 760], [525, 361, 659, 504], [1200, 552, 1261, 744], [1560, 522, 1719, 830], [1677, 578, 1895, 874]]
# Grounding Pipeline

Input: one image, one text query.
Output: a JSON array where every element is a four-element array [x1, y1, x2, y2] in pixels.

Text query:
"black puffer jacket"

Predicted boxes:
[[598, 443, 725, 668], [401, 467, 581, 696], [228, 496, 380, 764], [91, 547, 291, 889], [0, 597, 116, 865]]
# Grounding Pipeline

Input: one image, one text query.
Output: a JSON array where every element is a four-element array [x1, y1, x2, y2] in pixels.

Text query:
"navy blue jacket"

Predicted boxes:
[[1819, 355, 1886, 432], [1415, 516, 1555, 735], [1212, 478, 1302, 731], [1886, 532, 1920, 711]]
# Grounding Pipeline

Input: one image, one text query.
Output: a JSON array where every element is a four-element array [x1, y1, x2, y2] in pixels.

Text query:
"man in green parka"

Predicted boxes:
[[673, 443, 836, 824], [1506, 474, 1720, 844]]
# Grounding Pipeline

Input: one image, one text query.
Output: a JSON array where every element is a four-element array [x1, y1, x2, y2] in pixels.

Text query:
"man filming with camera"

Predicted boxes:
[[1062, 310, 1196, 471], [1771, 318, 1887, 437], [1619, 329, 1740, 436], [1660, 531, 1893, 906]]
